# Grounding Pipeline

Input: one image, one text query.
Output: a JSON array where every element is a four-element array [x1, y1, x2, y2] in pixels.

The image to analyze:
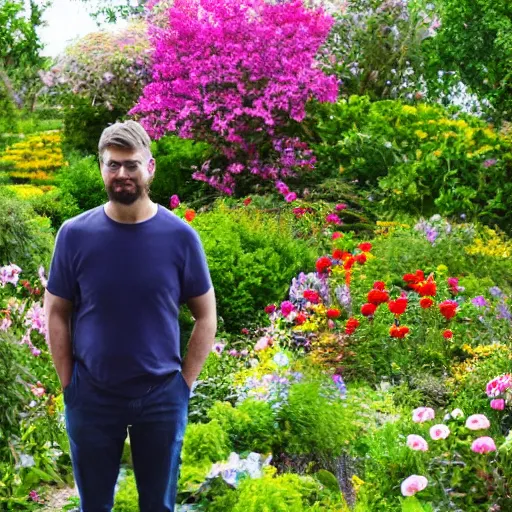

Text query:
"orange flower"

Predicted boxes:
[[389, 325, 410, 338], [343, 257, 356, 270], [184, 209, 196, 222]]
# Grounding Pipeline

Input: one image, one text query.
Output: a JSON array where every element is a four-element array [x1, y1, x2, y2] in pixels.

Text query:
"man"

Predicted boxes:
[[44, 120, 217, 512]]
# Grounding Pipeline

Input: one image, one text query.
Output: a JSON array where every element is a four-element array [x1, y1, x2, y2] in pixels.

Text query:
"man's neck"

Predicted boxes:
[[104, 199, 157, 224]]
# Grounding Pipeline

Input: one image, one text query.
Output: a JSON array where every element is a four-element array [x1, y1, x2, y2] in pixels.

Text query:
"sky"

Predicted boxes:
[[38, 0, 127, 58]]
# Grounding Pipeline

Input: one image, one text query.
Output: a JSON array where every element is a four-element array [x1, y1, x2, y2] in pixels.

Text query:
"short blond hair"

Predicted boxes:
[[98, 120, 152, 157]]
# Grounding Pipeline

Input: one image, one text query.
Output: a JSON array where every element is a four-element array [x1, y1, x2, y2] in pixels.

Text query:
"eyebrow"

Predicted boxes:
[[105, 159, 142, 165]]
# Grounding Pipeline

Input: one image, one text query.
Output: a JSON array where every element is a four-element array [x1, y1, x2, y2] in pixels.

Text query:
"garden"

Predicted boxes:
[[1, 0, 512, 510]]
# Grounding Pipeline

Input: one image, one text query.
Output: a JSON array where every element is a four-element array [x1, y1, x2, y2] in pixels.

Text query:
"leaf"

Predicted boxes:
[[401, 496, 430, 512]]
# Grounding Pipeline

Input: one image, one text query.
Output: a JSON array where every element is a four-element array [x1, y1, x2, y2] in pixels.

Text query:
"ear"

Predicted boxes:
[[148, 158, 156, 174]]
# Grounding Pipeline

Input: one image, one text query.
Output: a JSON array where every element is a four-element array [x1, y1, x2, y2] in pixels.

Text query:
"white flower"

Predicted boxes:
[[273, 352, 289, 367], [451, 408, 464, 419]]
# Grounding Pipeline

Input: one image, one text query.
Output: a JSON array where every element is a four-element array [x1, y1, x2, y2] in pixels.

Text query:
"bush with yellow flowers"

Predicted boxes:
[[0, 131, 65, 184]]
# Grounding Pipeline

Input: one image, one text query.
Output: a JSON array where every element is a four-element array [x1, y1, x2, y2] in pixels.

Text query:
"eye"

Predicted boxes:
[[126, 163, 139, 172], [108, 162, 120, 170]]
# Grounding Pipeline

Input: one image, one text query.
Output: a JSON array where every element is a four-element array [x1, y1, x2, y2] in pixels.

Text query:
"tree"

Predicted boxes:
[[130, 0, 338, 198]]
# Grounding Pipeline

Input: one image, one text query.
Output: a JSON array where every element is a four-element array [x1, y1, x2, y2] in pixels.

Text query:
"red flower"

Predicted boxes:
[[184, 209, 196, 222], [332, 232, 343, 240], [390, 325, 410, 338], [303, 289, 320, 304], [343, 257, 356, 270], [417, 276, 437, 297], [443, 329, 453, 339], [439, 300, 458, 320], [316, 256, 332, 274], [264, 304, 276, 314], [373, 281, 386, 291], [404, 270, 425, 291], [361, 303, 377, 317], [345, 317, 360, 335], [419, 297, 434, 309], [355, 253, 367, 265], [327, 308, 341, 319], [358, 242, 372, 252], [332, 249, 344, 260], [367, 289, 389, 305], [243, 197, 252, 206], [295, 313, 307, 325], [388, 296, 408, 315]]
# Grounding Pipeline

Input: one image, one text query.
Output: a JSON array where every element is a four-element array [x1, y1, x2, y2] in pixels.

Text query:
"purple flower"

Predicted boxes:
[[489, 286, 503, 298], [497, 303, 512, 321], [169, 195, 180, 209], [425, 228, 438, 244], [472, 296, 489, 307], [285, 192, 297, 203], [280, 301, 295, 317], [483, 159, 497, 168]]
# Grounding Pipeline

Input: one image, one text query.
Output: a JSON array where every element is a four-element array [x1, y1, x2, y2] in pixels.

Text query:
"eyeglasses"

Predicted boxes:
[[102, 160, 141, 174]]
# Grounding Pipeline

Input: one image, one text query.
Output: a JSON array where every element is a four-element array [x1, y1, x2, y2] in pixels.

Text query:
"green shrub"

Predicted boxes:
[[113, 471, 138, 512], [207, 400, 277, 454], [150, 135, 211, 207], [181, 420, 232, 466], [311, 96, 512, 232], [193, 202, 317, 332], [0, 190, 54, 273], [55, 154, 106, 214], [29, 188, 81, 230]]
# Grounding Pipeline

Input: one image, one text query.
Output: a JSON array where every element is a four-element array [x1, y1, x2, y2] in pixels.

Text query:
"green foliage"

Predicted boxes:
[[29, 188, 81, 231], [150, 135, 210, 207], [192, 202, 317, 331], [181, 420, 232, 467], [207, 400, 277, 454], [113, 471, 138, 512], [55, 153, 106, 215], [311, 96, 512, 232], [0, 189, 54, 272], [62, 97, 124, 155]]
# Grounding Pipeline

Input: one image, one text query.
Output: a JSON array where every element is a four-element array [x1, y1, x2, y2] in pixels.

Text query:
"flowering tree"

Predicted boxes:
[[130, 0, 338, 196]]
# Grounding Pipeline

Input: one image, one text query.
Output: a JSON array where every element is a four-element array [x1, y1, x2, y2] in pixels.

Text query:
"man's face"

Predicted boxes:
[[101, 146, 155, 205]]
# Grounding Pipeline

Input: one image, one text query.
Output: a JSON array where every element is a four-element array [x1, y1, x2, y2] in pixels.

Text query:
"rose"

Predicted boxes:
[[361, 303, 377, 317], [401, 475, 428, 497], [280, 301, 295, 317], [315, 256, 332, 274], [389, 325, 410, 338], [429, 424, 450, 440], [169, 194, 180, 209], [412, 407, 435, 423], [471, 436, 496, 454], [358, 242, 372, 252], [443, 329, 453, 339], [490, 399, 505, 411], [439, 300, 458, 320], [388, 296, 408, 315], [406, 435, 429, 451], [326, 308, 341, 319], [466, 414, 491, 430], [367, 289, 389, 305]]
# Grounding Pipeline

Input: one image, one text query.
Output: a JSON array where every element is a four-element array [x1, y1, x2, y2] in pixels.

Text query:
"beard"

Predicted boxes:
[[106, 179, 149, 205]]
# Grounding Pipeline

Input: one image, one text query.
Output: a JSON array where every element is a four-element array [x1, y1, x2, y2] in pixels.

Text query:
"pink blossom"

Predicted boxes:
[[285, 192, 297, 203], [490, 399, 505, 411], [412, 407, 435, 423], [25, 303, 46, 336], [406, 435, 429, 451], [30, 382, 45, 398], [280, 301, 295, 317], [486, 374, 512, 398], [254, 336, 272, 351], [0, 264, 22, 287], [335, 203, 347, 211], [212, 342, 225, 355], [170, 194, 180, 209], [38, 266, 48, 288], [29, 490, 41, 503], [326, 213, 342, 225], [0, 316, 12, 331], [429, 424, 450, 440], [471, 436, 496, 454], [401, 475, 428, 497], [466, 414, 491, 430]]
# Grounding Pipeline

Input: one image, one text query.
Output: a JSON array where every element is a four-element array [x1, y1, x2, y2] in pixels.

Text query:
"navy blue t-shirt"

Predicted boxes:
[[47, 204, 212, 397]]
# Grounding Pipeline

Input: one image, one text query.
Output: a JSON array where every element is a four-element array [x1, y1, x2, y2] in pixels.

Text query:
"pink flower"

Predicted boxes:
[[401, 475, 428, 497], [0, 264, 22, 287], [30, 382, 45, 397], [486, 374, 512, 398], [254, 336, 272, 351], [326, 213, 342, 225], [412, 407, 435, 423], [406, 435, 429, 452], [280, 301, 295, 317], [466, 414, 491, 430], [285, 192, 297, 202], [335, 203, 347, 211], [212, 342, 225, 355], [429, 424, 450, 440], [169, 194, 180, 209], [471, 436, 496, 454], [490, 399, 505, 411]]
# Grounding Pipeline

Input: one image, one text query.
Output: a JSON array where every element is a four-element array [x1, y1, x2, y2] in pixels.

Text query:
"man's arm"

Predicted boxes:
[[44, 290, 74, 389], [181, 287, 217, 389]]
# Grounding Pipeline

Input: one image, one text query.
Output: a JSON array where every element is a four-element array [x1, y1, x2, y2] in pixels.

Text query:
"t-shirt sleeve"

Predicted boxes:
[[46, 222, 76, 302], [179, 229, 212, 304]]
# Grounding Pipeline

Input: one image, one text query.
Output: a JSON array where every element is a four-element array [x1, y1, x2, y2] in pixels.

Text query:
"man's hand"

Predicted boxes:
[[181, 287, 217, 389]]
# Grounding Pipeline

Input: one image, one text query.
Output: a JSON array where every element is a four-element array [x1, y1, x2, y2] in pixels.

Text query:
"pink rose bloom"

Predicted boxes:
[[490, 399, 505, 411], [471, 436, 496, 454], [169, 194, 180, 209], [335, 203, 347, 211], [412, 407, 435, 423], [466, 414, 491, 430], [280, 301, 295, 317], [429, 424, 450, 440], [401, 475, 428, 497], [285, 192, 297, 203], [326, 213, 342, 225], [406, 435, 429, 452]]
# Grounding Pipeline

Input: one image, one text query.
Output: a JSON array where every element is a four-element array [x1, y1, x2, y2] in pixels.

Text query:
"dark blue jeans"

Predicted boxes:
[[64, 365, 190, 512]]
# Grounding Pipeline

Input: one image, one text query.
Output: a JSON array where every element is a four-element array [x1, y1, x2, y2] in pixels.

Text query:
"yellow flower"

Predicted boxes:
[[443, 131, 458, 139], [415, 130, 428, 140], [339, 166, 345, 174], [402, 106, 417, 115], [433, 150, 442, 157], [436, 264, 448, 273], [416, 149, 422, 159]]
